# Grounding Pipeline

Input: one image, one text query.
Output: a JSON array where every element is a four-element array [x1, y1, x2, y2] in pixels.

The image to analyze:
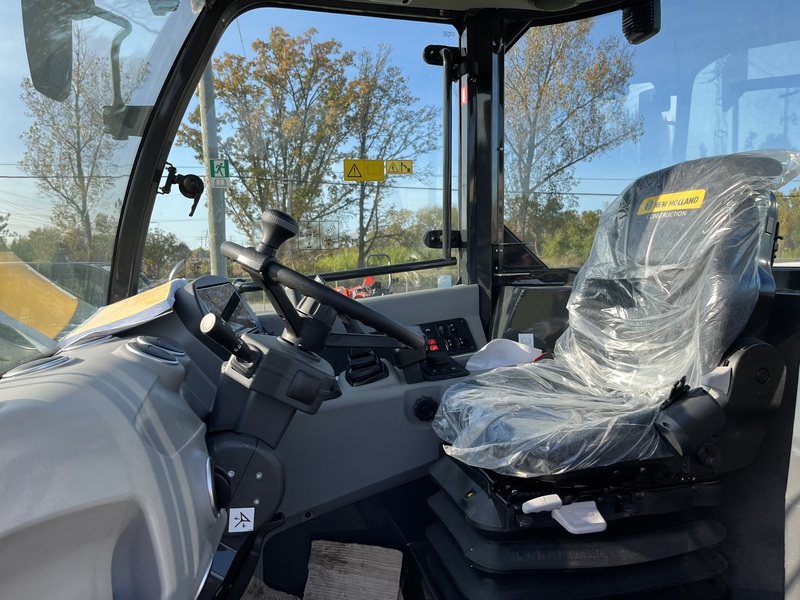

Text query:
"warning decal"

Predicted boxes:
[[344, 159, 385, 181], [347, 163, 362, 178], [228, 507, 255, 532], [386, 160, 413, 175]]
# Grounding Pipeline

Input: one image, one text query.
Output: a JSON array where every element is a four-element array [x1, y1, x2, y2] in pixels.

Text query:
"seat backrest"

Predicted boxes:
[[556, 152, 789, 395]]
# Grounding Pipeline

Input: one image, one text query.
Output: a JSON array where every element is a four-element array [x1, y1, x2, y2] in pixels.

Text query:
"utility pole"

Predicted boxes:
[[780, 89, 799, 142], [198, 61, 228, 277]]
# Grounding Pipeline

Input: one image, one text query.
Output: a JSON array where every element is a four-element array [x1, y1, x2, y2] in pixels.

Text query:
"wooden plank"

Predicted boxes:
[[303, 540, 403, 600]]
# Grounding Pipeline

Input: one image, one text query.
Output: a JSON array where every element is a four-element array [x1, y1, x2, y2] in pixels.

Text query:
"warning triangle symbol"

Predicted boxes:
[[347, 163, 363, 178], [388, 162, 398, 173]]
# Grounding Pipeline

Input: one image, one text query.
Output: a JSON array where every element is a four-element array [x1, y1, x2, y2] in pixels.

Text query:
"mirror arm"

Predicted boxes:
[[92, 6, 151, 140], [89, 6, 132, 110]]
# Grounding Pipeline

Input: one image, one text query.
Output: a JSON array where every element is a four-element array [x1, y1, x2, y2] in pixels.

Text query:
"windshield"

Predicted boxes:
[[154, 9, 456, 306], [0, 1, 197, 371]]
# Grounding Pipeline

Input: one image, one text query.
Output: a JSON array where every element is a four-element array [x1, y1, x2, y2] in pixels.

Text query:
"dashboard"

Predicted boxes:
[[179, 276, 480, 383], [0, 274, 485, 598]]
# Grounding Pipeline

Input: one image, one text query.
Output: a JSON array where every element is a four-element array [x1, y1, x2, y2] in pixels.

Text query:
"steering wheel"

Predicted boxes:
[[220, 209, 426, 352]]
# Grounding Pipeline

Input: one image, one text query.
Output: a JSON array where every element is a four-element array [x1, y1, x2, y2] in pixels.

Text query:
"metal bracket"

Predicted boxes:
[[423, 44, 463, 81], [424, 229, 464, 249]]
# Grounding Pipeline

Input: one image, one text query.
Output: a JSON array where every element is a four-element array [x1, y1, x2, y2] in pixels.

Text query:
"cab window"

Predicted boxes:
[[152, 8, 458, 299], [501, 5, 800, 271]]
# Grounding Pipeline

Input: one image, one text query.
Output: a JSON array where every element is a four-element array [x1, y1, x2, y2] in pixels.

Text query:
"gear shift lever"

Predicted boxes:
[[256, 209, 299, 255]]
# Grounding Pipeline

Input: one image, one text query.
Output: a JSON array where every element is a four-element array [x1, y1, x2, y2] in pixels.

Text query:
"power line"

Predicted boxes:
[[0, 174, 132, 180], [236, 21, 249, 60]]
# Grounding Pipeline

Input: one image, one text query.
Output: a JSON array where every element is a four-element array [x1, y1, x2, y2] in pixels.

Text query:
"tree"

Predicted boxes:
[[178, 33, 441, 273], [504, 19, 642, 254], [539, 208, 602, 266], [776, 189, 800, 260], [10, 226, 63, 263], [401, 204, 457, 261], [90, 212, 118, 263], [344, 46, 439, 267], [19, 29, 143, 262], [178, 27, 355, 242], [10, 210, 118, 265], [0, 213, 8, 251], [142, 228, 192, 281]]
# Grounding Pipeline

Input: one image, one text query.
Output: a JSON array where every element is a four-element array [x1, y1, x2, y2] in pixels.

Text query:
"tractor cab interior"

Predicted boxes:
[[4, 0, 800, 599]]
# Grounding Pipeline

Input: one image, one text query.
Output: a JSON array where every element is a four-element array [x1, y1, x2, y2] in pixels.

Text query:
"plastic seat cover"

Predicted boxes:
[[433, 150, 800, 478]]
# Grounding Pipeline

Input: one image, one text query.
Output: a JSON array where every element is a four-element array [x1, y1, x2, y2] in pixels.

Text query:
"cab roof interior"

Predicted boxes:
[[257, 0, 639, 29]]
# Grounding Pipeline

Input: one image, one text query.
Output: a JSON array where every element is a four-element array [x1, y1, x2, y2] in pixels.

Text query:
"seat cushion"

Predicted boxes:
[[433, 360, 674, 476]]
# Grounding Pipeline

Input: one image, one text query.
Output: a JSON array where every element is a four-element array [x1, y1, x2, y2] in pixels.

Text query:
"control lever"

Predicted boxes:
[[256, 208, 299, 256], [200, 313, 257, 363]]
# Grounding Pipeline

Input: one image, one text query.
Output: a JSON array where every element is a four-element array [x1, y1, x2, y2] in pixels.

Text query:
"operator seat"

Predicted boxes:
[[433, 151, 798, 480], [423, 150, 800, 600]]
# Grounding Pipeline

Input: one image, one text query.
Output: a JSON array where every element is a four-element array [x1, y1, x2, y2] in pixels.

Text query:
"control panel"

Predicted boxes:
[[418, 318, 477, 355]]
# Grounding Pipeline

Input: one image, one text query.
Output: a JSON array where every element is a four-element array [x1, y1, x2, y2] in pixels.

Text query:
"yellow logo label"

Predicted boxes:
[[637, 189, 706, 215]]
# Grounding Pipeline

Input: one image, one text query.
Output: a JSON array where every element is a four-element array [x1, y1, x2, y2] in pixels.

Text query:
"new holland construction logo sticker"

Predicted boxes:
[[637, 189, 706, 215]]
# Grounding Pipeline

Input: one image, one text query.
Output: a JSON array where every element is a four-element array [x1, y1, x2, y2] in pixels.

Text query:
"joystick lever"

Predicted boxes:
[[200, 313, 256, 363], [256, 208, 299, 255]]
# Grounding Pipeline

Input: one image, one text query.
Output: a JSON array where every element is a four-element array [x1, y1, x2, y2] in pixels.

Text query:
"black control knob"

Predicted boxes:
[[256, 209, 299, 256], [200, 313, 255, 363], [413, 396, 439, 422], [426, 351, 450, 368]]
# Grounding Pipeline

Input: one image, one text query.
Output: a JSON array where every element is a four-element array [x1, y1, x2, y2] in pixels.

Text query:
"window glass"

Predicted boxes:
[[153, 8, 458, 295], [0, 1, 197, 371], [502, 0, 800, 269]]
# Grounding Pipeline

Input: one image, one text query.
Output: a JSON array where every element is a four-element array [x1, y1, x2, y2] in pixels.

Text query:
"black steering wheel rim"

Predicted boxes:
[[221, 241, 426, 350]]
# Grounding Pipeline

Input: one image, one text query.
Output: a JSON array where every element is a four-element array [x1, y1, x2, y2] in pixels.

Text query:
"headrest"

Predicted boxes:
[[612, 153, 783, 268], [561, 151, 799, 390]]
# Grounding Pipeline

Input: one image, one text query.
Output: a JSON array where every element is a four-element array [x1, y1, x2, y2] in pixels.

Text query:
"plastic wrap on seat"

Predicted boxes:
[[433, 150, 800, 478]]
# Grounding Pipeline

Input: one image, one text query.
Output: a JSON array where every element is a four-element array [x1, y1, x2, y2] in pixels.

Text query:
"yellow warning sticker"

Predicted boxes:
[[637, 189, 706, 215], [386, 160, 413, 175], [344, 159, 385, 181]]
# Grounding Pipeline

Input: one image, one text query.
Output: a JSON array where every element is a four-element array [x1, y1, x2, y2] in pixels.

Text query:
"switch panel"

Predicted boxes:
[[418, 318, 477, 355]]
